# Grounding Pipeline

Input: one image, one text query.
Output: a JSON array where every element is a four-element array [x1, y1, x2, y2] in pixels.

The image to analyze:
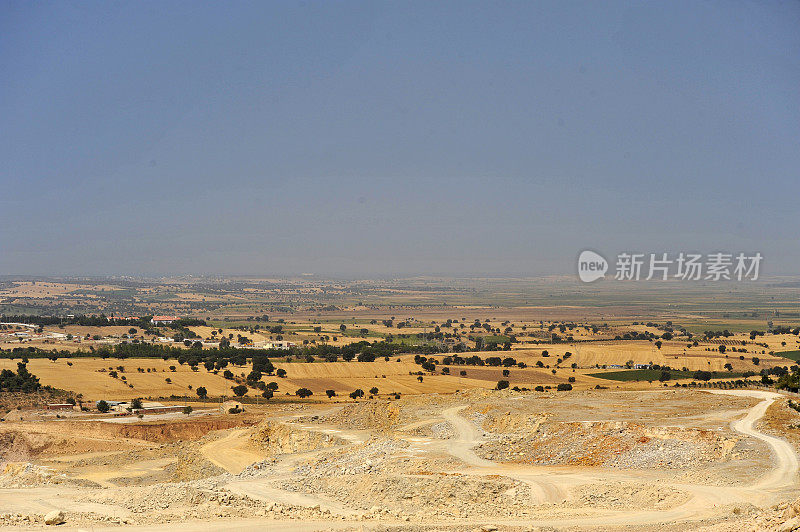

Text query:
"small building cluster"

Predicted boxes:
[[247, 340, 295, 350], [151, 316, 179, 325], [95, 400, 188, 415]]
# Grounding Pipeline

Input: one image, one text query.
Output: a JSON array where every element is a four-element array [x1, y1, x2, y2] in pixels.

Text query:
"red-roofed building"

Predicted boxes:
[[151, 316, 179, 325]]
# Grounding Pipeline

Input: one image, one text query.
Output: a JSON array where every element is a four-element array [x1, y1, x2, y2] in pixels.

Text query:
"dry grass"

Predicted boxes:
[[0, 358, 237, 400]]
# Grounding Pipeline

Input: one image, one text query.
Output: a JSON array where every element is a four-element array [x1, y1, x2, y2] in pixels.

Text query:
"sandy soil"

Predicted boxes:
[[0, 388, 798, 530]]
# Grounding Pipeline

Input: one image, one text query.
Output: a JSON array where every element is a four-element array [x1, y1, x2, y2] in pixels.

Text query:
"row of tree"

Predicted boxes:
[[0, 314, 206, 329], [0, 338, 447, 364]]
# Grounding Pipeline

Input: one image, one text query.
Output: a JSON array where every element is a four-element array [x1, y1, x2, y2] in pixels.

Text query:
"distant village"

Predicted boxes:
[[0, 315, 296, 350]]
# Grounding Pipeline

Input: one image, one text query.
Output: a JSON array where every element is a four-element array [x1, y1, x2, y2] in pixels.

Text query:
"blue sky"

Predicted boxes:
[[1, 1, 798, 277]]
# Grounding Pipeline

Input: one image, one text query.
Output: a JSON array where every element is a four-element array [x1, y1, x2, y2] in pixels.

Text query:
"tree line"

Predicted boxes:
[[0, 314, 206, 329], [0, 339, 445, 365]]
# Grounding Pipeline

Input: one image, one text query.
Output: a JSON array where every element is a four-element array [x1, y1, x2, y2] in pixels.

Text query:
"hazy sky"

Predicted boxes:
[[2, 1, 798, 277]]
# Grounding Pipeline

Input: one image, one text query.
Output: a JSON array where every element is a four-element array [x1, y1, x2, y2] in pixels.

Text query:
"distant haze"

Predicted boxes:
[[1, 1, 798, 277]]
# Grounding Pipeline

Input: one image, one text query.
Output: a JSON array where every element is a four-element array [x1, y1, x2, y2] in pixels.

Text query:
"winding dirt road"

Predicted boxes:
[[12, 390, 797, 531], [710, 390, 799, 490], [200, 389, 800, 529], [436, 389, 799, 528]]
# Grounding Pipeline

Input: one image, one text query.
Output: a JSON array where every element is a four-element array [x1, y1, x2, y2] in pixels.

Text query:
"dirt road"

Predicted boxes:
[[219, 390, 800, 529], [710, 390, 799, 490], [5, 390, 796, 531], [436, 389, 799, 527], [199, 428, 264, 474], [441, 405, 495, 467]]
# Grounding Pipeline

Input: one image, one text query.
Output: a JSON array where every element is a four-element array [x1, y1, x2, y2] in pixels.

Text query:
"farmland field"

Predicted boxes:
[[588, 368, 746, 382], [776, 350, 800, 362], [2, 276, 800, 532]]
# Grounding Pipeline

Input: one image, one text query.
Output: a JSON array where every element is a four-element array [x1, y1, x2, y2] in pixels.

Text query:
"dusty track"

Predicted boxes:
[[4, 390, 797, 531], [710, 390, 799, 490], [434, 389, 799, 528], [199, 429, 264, 474], [205, 389, 800, 530]]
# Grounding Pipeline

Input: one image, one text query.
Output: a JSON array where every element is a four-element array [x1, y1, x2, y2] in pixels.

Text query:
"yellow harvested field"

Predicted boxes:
[[492, 341, 788, 372], [0, 354, 621, 401], [0, 281, 106, 298], [283, 375, 489, 396], [61, 325, 135, 337], [0, 358, 237, 400], [0, 357, 499, 400], [276, 359, 490, 395]]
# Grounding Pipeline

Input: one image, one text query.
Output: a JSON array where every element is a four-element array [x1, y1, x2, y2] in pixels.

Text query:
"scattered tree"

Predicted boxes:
[[350, 388, 364, 400]]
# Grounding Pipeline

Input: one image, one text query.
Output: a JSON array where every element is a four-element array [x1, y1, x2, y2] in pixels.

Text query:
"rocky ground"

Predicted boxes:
[[0, 388, 798, 530]]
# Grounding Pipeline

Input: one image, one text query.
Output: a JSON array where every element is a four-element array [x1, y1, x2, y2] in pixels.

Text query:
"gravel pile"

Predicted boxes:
[[0, 462, 74, 488], [476, 419, 734, 469], [280, 472, 532, 519], [250, 419, 346, 455], [429, 421, 455, 439], [294, 438, 409, 478], [574, 481, 690, 510], [75, 479, 336, 524]]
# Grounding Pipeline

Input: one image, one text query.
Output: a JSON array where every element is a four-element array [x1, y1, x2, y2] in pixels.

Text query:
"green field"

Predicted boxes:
[[479, 335, 512, 344], [589, 369, 745, 382], [386, 337, 438, 347], [775, 350, 800, 362], [341, 329, 385, 338]]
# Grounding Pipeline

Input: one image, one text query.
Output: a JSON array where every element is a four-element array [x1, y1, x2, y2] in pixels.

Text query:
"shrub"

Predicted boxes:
[[0, 363, 40, 393], [349, 389, 364, 400]]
